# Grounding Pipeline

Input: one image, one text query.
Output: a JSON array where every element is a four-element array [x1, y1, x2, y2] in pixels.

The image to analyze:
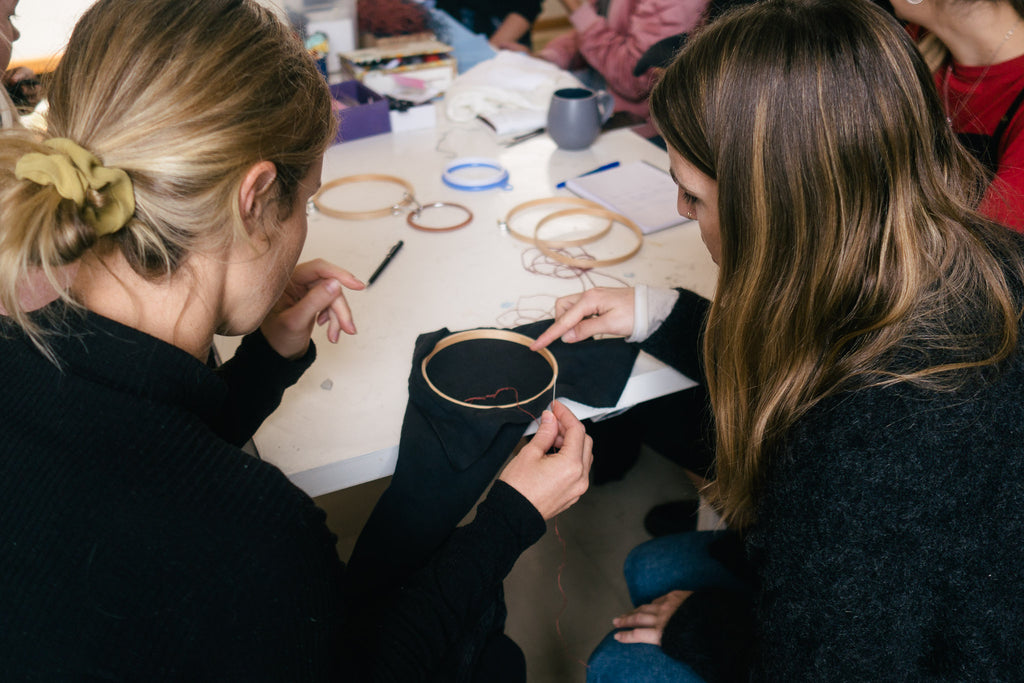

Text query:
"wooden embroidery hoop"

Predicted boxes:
[[421, 329, 558, 410], [313, 174, 415, 220], [534, 207, 643, 268], [314, 173, 473, 231], [407, 201, 474, 232], [499, 197, 613, 246]]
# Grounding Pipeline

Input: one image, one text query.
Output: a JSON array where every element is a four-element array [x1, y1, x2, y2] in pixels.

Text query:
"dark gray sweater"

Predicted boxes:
[[640, 287, 1024, 681]]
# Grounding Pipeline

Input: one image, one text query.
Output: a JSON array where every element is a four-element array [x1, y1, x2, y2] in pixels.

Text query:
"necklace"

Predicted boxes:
[[943, 19, 1023, 125]]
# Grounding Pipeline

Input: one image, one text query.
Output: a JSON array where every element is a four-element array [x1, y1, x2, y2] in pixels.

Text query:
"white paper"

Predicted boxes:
[[566, 160, 688, 234]]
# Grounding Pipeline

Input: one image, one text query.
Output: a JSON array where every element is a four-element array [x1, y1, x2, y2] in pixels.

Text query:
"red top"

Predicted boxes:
[[938, 51, 1024, 232]]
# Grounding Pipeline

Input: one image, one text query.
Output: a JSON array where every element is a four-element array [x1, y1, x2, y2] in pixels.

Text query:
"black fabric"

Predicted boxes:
[[661, 587, 755, 683], [345, 319, 638, 623], [633, 33, 690, 76], [471, 632, 527, 683], [364, 480, 546, 681]]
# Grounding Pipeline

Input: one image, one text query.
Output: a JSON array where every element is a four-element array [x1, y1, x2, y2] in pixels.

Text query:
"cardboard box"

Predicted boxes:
[[330, 81, 391, 144]]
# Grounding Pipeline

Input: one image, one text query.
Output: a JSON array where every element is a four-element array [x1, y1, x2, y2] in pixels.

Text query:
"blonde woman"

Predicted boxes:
[[0, 0, 592, 679], [534, 0, 1024, 679]]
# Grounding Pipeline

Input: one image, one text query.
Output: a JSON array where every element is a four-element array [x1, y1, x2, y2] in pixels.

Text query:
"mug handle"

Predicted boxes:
[[596, 90, 615, 124]]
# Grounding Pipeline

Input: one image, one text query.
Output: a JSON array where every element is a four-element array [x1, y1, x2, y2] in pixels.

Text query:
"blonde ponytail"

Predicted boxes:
[[0, 130, 103, 359]]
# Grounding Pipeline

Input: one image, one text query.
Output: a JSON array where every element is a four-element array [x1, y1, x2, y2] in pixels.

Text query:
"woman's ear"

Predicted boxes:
[[239, 161, 278, 231]]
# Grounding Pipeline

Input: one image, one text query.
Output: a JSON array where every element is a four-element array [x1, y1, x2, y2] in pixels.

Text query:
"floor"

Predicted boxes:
[[314, 444, 701, 683]]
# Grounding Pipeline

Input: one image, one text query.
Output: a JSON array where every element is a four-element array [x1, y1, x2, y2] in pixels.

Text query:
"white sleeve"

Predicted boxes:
[[626, 285, 680, 343]]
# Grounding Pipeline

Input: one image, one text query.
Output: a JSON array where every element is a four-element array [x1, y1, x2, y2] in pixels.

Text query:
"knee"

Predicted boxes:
[[587, 631, 702, 683], [623, 532, 719, 605], [586, 632, 632, 683], [623, 536, 679, 605]]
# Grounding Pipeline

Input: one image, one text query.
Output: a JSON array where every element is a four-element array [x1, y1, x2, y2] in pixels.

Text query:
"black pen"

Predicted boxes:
[[367, 240, 404, 286]]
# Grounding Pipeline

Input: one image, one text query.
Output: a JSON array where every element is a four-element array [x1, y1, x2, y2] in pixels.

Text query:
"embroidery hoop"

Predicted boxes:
[[498, 197, 613, 246], [534, 207, 644, 268], [421, 329, 558, 410], [442, 157, 512, 191], [314, 173, 473, 231], [407, 201, 474, 232], [313, 174, 415, 220]]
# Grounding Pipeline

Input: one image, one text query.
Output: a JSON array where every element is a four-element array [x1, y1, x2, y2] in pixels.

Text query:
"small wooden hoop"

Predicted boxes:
[[421, 329, 558, 410], [534, 207, 644, 269], [406, 202, 474, 232], [313, 174, 415, 220], [499, 197, 613, 246]]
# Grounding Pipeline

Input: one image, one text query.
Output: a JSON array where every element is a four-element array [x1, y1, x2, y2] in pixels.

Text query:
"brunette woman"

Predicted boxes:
[[534, 0, 1024, 679]]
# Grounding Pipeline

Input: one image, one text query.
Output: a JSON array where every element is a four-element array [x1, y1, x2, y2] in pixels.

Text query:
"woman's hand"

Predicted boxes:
[[612, 590, 692, 646], [488, 12, 531, 53], [260, 259, 364, 359], [498, 400, 593, 519], [529, 286, 635, 351]]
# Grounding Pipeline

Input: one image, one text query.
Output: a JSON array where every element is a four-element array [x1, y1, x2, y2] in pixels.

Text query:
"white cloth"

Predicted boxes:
[[444, 51, 581, 134], [626, 284, 680, 343]]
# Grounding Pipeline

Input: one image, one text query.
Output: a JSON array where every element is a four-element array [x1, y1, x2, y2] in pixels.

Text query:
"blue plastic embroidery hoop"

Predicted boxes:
[[442, 157, 512, 191]]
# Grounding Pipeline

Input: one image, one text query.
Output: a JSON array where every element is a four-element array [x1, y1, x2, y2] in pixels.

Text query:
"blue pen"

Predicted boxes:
[[555, 161, 621, 189]]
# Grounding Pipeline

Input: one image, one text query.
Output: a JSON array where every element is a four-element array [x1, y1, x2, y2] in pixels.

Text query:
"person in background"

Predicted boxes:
[[896, 0, 1024, 232], [434, 0, 543, 51], [537, 0, 709, 136], [533, 0, 1024, 679], [0, 0, 593, 680]]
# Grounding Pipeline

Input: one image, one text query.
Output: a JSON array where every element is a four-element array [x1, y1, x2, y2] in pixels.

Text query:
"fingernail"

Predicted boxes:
[[325, 279, 341, 294], [541, 410, 554, 424]]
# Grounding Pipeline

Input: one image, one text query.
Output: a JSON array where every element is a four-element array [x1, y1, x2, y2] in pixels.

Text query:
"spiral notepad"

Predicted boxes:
[[565, 160, 688, 234]]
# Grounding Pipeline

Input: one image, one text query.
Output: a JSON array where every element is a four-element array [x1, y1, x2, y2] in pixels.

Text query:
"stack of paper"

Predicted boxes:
[[565, 160, 688, 234]]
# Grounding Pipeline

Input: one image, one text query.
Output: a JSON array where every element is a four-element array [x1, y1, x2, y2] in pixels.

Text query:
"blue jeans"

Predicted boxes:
[[586, 531, 748, 683]]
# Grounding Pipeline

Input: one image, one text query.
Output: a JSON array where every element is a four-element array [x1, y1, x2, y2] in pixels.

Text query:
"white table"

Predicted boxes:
[[216, 111, 718, 498]]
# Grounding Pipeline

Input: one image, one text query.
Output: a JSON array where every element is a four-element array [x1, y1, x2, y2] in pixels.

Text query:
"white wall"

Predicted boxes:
[[10, 0, 93, 62], [10, 0, 293, 63]]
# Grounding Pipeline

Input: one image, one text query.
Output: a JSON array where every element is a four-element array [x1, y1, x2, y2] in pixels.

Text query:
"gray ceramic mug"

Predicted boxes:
[[547, 87, 615, 150]]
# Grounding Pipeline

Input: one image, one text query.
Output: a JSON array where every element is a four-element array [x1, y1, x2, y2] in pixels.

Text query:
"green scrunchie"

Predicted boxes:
[[14, 138, 136, 236]]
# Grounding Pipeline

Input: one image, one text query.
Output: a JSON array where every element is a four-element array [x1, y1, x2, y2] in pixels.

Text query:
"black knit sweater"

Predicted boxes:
[[639, 289, 1024, 682], [0, 305, 545, 681]]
